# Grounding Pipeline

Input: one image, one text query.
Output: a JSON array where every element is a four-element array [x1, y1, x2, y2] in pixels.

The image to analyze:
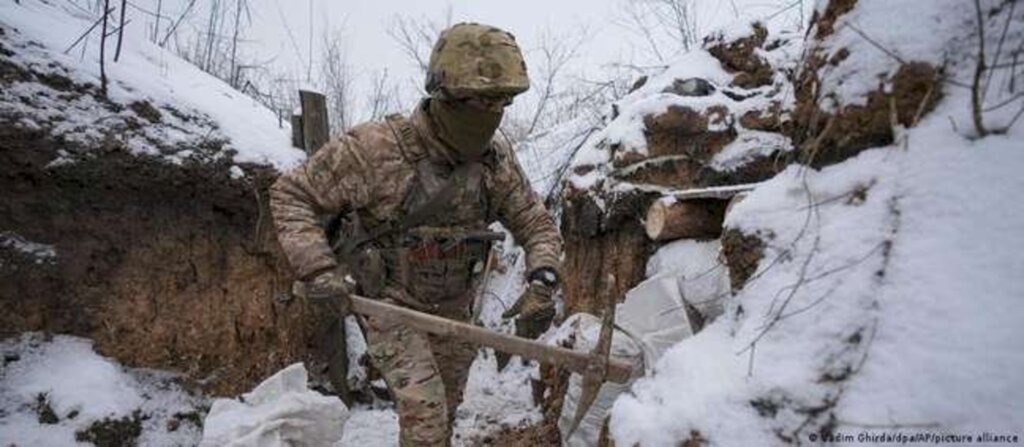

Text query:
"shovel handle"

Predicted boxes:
[[349, 295, 634, 383]]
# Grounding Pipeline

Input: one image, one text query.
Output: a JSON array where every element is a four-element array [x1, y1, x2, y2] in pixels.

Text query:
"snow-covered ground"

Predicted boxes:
[[609, 1, 1024, 445], [0, 246, 545, 446], [5, 0, 1023, 446], [0, 334, 208, 446], [0, 0, 304, 171]]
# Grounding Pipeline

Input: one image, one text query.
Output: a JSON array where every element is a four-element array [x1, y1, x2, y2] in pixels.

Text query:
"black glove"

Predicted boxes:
[[502, 282, 556, 340], [304, 267, 354, 318]]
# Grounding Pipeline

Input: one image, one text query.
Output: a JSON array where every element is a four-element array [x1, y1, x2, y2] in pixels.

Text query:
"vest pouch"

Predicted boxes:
[[386, 227, 489, 304], [350, 246, 386, 298]]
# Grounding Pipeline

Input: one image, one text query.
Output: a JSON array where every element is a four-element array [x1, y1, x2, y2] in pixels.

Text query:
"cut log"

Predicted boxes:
[[644, 198, 727, 241]]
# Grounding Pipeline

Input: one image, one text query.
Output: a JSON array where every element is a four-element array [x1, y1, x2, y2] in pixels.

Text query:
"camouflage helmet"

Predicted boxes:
[[426, 23, 530, 98]]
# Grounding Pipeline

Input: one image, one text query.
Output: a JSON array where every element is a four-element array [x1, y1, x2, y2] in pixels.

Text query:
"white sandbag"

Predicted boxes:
[[553, 313, 644, 447], [615, 271, 696, 372], [558, 239, 730, 445], [200, 363, 349, 447]]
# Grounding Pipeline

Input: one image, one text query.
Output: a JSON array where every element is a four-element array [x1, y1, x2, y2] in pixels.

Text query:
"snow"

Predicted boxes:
[[562, 50, 736, 187], [0, 333, 207, 446], [812, 0, 973, 111], [608, 1, 1024, 442], [563, 23, 801, 194], [0, 0, 304, 170], [0, 231, 57, 264], [711, 130, 792, 171], [836, 109, 1024, 433]]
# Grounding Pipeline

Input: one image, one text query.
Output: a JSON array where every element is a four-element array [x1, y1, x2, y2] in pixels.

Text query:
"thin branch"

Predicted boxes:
[[982, 91, 1024, 112], [159, 0, 195, 47], [1004, 100, 1024, 130], [64, 9, 111, 54], [114, 0, 127, 62], [983, 0, 1015, 103], [844, 22, 906, 65], [972, 0, 989, 137]]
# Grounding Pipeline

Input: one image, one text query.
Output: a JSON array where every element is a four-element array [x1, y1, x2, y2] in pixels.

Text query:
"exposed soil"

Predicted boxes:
[[721, 228, 768, 292], [793, 61, 942, 168], [793, 0, 942, 169], [559, 188, 655, 316], [706, 22, 774, 89], [0, 122, 317, 396], [811, 0, 858, 40], [74, 411, 142, 447]]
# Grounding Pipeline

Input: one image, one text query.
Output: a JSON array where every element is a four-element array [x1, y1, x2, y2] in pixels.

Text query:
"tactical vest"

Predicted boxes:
[[330, 115, 500, 307]]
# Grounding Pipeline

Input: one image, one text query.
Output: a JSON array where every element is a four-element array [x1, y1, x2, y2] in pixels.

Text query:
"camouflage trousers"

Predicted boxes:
[[363, 291, 477, 446]]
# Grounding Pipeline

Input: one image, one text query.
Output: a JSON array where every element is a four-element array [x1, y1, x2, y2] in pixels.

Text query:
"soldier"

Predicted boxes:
[[269, 23, 564, 446]]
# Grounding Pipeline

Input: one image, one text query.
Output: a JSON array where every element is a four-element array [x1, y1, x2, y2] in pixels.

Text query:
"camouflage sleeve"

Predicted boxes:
[[489, 140, 564, 277], [269, 136, 372, 279]]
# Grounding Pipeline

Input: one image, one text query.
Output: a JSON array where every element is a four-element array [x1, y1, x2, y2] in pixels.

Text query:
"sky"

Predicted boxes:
[[122, 0, 812, 122]]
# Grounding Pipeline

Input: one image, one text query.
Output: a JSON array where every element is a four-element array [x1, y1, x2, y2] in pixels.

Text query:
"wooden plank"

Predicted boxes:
[[299, 90, 329, 155], [667, 182, 759, 201]]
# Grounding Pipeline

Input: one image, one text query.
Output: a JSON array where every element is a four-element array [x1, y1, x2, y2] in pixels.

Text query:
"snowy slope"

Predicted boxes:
[[609, 1, 1024, 445], [0, 0, 304, 170]]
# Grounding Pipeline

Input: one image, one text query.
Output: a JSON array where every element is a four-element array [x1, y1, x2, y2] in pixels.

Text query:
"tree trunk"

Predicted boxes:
[[114, 0, 126, 62], [99, 0, 109, 96]]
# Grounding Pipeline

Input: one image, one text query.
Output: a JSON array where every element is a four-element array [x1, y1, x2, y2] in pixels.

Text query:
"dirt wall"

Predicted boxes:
[[0, 124, 316, 396]]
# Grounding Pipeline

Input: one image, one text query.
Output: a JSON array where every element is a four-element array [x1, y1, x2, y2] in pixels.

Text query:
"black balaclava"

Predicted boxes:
[[427, 97, 503, 162]]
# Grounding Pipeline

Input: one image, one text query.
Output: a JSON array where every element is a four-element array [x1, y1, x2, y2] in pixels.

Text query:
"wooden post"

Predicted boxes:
[[290, 114, 304, 149], [299, 90, 329, 155]]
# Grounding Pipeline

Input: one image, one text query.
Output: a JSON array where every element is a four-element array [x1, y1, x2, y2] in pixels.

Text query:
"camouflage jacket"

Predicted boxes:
[[270, 101, 563, 282]]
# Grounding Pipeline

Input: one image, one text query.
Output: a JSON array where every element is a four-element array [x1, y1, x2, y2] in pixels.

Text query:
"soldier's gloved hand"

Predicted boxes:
[[304, 267, 355, 318], [502, 281, 556, 340]]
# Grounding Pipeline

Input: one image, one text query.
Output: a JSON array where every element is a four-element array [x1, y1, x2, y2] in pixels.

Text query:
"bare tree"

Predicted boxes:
[[387, 8, 452, 75], [160, 0, 196, 48], [320, 29, 353, 133], [229, 0, 252, 88], [114, 0, 126, 62], [967, 0, 1024, 136], [99, 0, 110, 96], [153, 0, 163, 44], [972, 0, 990, 137], [523, 27, 588, 137], [365, 69, 400, 121], [616, 0, 700, 64]]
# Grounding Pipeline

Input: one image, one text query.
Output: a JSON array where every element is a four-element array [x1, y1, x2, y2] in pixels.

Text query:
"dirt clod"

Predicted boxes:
[[129, 100, 162, 123], [35, 393, 59, 425], [706, 22, 773, 88], [75, 411, 143, 447], [722, 228, 768, 291]]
